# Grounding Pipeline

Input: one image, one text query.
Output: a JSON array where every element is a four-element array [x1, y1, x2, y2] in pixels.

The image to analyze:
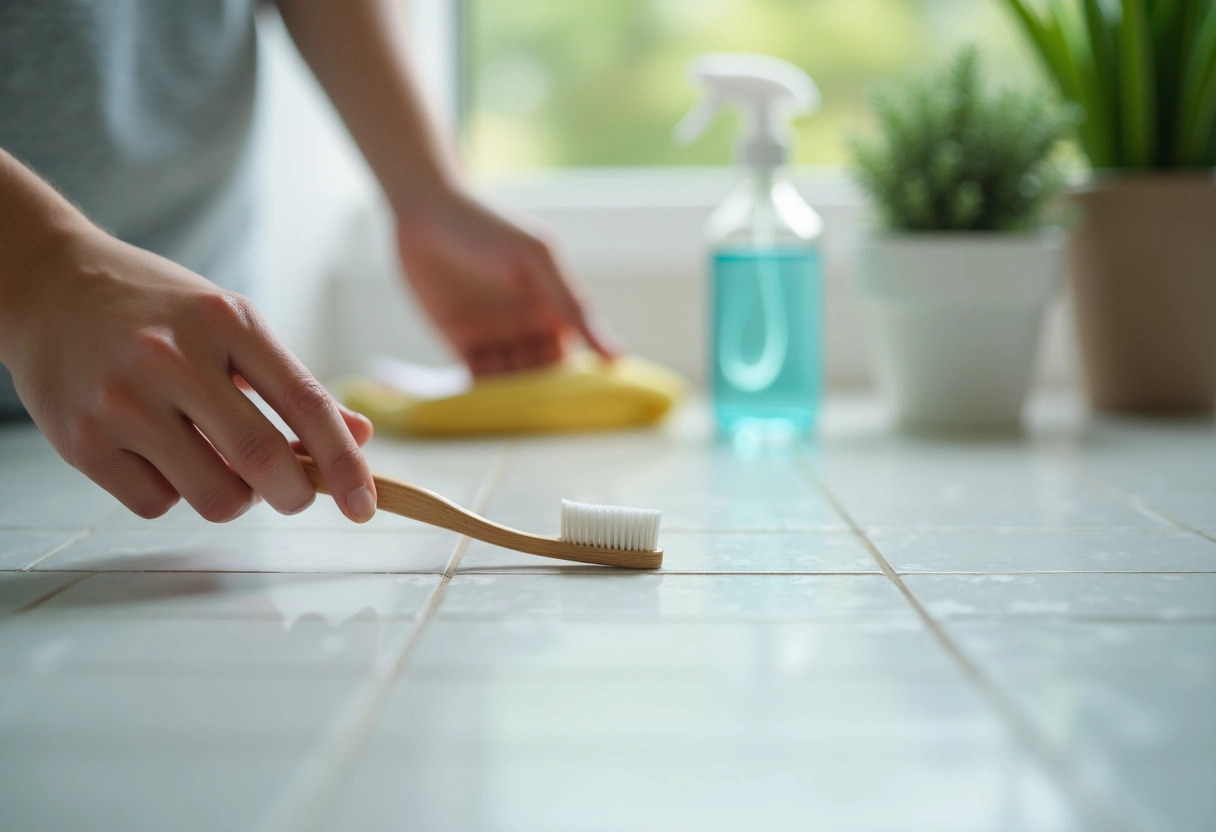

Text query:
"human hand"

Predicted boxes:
[[0, 227, 378, 523], [395, 186, 621, 377]]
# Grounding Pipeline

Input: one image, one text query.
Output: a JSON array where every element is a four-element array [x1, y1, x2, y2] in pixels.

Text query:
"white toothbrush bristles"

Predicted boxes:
[[560, 500, 662, 552]]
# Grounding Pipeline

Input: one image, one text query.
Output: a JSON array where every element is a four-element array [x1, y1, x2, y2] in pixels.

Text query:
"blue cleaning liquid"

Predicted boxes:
[[711, 246, 822, 437]]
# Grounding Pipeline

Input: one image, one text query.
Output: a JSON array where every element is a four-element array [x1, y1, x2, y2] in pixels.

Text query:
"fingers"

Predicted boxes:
[[236, 375, 372, 445], [464, 330, 564, 378], [136, 419, 256, 523], [525, 243, 622, 360], [180, 377, 316, 516], [78, 450, 181, 520], [338, 403, 374, 446], [220, 301, 376, 522]]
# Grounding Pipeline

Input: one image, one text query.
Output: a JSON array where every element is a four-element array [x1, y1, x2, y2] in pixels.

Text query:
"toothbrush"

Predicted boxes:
[[296, 456, 663, 569]]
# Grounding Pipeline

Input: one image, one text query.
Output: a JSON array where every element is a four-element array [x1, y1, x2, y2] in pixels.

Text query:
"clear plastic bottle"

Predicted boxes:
[[708, 167, 823, 437], [675, 53, 824, 437]]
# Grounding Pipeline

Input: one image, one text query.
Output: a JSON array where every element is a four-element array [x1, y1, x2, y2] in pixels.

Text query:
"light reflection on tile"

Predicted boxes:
[[905, 573, 1216, 620], [437, 573, 913, 621], [872, 531, 1216, 573], [0, 613, 415, 678], [457, 531, 877, 573], [36, 571, 439, 623], [0, 743, 308, 832], [409, 618, 957, 681], [850, 495, 1169, 532], [1, 674, 359, 738], [320, 729, 1079, 832], [33, 527, 454, 574]]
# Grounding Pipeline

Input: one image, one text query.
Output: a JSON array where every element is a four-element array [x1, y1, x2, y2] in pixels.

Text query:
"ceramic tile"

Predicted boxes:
[[0, 571, 88, 616], [0, 529, 83, 570], [35, 571, 439, 622], [944, 620, 1216, 741], [437, 573, 914, 621], [317, 743, 1081, 832], [872, 531, 1216, 573], [905, 573, 1216, 620], [944, 620, 1216, 678], [0, 613, 416, 678], [1, 673, 358, 738], [484, 433, 844, 532], [0, 743, 307, 832], [33, 527, 454, 573], [813, 450, 1099, 508], [457, 531, 877, 573], [1082, 420, 1216, 494], [1001, 672, 1216, 750], [372, 675, 1003, 745], [0, 455, 119, 529], [942, 619, 1216, 830], [1069, 747, 1216, 832], [409, 618, 959, 681], [1136, 493, 1216, 534], [845, 494, 1169, 532]]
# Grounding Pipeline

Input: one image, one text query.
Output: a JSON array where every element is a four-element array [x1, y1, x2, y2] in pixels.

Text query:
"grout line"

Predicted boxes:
[[21, 527, 98, 571], [257, 441, 515, 832], [1079, 468, 1216, 545], [795, 456, 1136, 832], [10, 572, 95, 616]]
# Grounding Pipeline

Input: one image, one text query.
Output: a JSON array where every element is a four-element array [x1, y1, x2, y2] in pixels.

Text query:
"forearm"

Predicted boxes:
[[274, 0, 460, 218], [0, 148, 92, 355]]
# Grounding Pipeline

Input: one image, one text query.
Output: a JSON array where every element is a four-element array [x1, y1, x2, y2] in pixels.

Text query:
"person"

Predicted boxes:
[[0, 0, 618, 525]]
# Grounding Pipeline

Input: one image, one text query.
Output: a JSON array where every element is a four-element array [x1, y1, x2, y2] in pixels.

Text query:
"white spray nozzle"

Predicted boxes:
[[674, 53, 820, 167]]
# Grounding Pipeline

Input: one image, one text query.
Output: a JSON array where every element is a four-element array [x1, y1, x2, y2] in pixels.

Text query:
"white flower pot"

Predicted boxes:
[[858, 232, 1062, 428]]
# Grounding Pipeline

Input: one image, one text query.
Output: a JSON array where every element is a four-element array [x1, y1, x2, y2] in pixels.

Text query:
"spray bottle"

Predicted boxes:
[[676, 54, 824, 437]]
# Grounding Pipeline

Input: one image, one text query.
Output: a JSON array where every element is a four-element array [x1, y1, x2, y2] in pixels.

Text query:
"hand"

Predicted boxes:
[[395, 187, 620, 377], [0, 226, 379, 523]]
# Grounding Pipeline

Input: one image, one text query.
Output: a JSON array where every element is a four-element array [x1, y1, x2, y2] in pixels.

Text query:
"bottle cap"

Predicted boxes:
[[674, 53, 820, 167]]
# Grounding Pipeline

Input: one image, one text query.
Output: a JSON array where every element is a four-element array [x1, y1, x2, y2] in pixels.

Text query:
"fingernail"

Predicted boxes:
[[346, 484, 376, 523]]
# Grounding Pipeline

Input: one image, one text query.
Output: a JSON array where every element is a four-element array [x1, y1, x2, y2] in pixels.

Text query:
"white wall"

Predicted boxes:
[[254, 13, 1081, 391]]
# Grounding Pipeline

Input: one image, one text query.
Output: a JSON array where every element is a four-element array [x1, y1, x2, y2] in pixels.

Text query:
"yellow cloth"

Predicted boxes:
[[343, 354, 687, 437]]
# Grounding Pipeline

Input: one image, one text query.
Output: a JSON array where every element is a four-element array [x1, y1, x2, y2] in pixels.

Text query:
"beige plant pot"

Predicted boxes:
[[1069, 174, 1216, 413]]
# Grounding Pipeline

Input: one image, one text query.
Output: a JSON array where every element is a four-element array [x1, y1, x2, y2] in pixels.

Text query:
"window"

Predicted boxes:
[[463, 0, 1040, 171]]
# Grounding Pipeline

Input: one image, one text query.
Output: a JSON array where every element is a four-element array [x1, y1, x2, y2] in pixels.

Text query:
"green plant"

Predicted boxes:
[[1003, 0, 1216, 168], [850, 48, 1074, 232]]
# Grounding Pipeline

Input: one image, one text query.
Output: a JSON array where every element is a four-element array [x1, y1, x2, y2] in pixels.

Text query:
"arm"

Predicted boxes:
[[275, 0, 619, 374], [273, 0, 455, 221], [0, 147, 90, 326], [0, 147, 378, 523]]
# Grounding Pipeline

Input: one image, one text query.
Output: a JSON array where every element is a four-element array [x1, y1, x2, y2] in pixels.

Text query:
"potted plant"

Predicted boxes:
[[850, 49, 1074, 429], [1004, 0, 1216, 412]]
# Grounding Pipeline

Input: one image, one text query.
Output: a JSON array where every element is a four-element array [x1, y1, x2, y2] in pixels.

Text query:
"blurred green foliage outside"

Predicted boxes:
[[466, 0, 1042, 170]]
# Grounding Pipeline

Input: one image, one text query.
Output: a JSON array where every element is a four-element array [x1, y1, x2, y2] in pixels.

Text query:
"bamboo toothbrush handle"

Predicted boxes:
[[296, 456, 661, 570]]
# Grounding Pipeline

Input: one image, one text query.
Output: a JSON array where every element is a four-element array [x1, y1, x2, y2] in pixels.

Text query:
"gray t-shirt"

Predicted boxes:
[[0, 0, 258, 417]]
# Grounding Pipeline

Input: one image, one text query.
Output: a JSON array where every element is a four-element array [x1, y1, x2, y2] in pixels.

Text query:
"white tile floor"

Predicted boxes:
[[1, 395, 1213, 832]]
